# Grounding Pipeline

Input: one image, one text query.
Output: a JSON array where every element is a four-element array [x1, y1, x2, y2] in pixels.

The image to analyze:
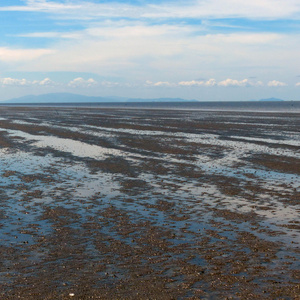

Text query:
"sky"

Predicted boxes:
[[0, 0, 300, 101]]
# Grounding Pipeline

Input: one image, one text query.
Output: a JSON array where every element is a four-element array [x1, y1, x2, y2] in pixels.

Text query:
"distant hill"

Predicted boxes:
[[1, 93, 197, 104]]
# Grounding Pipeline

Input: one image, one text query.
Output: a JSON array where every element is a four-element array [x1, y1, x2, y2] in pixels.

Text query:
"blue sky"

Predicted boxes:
[[1, 0, 300, 101]]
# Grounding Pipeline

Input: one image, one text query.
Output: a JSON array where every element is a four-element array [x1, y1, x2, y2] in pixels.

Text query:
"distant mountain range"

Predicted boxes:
[[1, 93, 198, 104], [0, 93, 288, 104]]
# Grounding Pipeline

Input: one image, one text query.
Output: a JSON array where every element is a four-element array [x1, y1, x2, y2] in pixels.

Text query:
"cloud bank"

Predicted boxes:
[[0, 77, 292, 89], [0, 77, 55, 87]]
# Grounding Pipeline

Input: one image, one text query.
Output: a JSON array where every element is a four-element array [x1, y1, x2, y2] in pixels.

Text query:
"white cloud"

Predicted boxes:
[[267, 80, 287, 87], [149, 78, 264, 88], [15, 32, 82, 39], [145, 80, 153, 86], [0, 1, 137, 20], [0, 78, 30, 86], [0, 0, 82, 13], [145, 80, 175, 87], [1, 0, 300, 20], [153, 81, 175, 87], [144, 0, 300, 20], [86, 24, 185, 39], [36, 77, 55, 86], [205, 79, 217, 87], [0, 77, 55, 87], [295, 82, 300, 86], [68, 77, 97, 87], [178, 79, 216, 87], [0, 47, 54, 62], [206, 33, 280, 45], [179, 80, 204, 87], [100, 81, 121, 88], [20, 23, 188, 76], [218, 79, 263, 87]]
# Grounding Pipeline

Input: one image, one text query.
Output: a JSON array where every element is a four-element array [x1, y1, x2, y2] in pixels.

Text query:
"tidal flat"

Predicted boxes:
[[0, 106, 299, 299]]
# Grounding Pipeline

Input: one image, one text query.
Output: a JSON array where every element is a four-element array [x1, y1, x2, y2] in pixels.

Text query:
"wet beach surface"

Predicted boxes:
[[0, 106, 299, 299]]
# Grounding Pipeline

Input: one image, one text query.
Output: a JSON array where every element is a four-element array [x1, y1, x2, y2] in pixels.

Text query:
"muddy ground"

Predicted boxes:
[[0, 107, 299, 299]]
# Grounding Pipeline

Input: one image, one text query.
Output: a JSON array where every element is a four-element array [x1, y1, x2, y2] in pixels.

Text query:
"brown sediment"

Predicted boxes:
[[245, 154, 300, 175], [0, 130, 13, 148], [86, 157, 138, 177]]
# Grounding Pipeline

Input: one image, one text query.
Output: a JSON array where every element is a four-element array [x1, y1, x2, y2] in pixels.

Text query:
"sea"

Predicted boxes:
[[1, 100, 300, 112]]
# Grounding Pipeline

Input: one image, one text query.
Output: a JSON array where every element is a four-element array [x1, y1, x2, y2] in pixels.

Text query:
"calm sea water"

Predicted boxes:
[[1, 101, 300, 112]]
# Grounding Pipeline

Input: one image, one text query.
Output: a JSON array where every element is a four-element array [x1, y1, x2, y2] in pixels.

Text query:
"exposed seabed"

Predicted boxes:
[[0, 107, 299, 299]]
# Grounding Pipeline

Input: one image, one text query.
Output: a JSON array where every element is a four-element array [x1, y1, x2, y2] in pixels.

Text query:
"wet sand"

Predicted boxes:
[[0, 107, 299, 299]]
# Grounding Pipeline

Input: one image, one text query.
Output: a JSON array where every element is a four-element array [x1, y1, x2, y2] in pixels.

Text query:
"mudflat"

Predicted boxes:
[[0, 107, 299, 299]]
